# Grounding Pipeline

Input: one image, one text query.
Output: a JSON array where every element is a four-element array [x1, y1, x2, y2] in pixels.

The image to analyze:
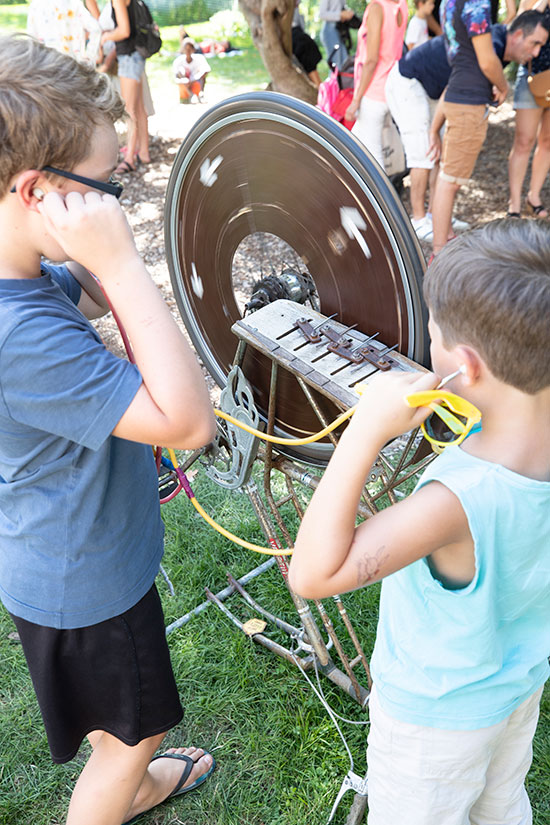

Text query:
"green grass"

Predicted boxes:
[[0, 464, 549, 824], [0, 8, 270, 100], [0, 2, 27, 30], [146, 24, 270, 101]]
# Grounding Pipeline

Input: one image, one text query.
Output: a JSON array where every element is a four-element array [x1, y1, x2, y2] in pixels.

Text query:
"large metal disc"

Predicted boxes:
[[164, 92, 429, 464]]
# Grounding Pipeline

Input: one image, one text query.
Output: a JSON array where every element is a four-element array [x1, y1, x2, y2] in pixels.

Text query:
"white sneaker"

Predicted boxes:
[[451, 216, 470, 231], [426, 212, 470, 233], [411, 215, 433, 241]]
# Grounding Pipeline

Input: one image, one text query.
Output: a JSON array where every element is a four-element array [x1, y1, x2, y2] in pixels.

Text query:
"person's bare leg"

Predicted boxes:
[[126, 746, 213, 822], [427, 164, 438, 214], [66, 731, 213, 825], [179, 82, 191, 102], [409, 167, 430, 221], [431, 176, 459, 254], [118, 76, 141, 169], [308, 69, 321, 87], [508, 108, 540, 214], [134, 81, 150, 163], [527, 108, 550, 216]]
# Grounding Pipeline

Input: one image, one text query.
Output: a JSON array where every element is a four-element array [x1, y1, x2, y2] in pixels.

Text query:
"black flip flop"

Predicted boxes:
[[114, 159, 136, 175], [123, 750, 216, 824]]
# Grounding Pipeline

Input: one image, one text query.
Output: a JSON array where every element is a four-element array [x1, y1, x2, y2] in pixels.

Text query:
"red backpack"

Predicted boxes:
[[317, 67, 355, 131]]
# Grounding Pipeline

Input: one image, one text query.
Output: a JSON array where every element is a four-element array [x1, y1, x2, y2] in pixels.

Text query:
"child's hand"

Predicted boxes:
[[350, 370, 440, 443], [37, 191, 140, 281]]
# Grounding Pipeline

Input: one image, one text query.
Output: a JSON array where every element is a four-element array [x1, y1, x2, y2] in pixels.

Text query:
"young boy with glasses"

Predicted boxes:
[[0, 34, 216, 825], [289, 221, 550, 825]]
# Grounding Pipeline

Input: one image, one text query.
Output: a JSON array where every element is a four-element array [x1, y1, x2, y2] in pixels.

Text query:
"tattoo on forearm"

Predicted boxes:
[[356, 546, 389, 586]]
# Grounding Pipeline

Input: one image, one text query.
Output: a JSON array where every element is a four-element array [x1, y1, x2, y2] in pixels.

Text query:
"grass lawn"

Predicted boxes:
[[0, 462, 549, 825], [0, 6, 549, 825], [0, 7, 272, 104]]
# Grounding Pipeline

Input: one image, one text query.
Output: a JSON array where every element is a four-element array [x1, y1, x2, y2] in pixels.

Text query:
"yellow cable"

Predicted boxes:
[[166, 393, 359, 554], [166, 448, 291, 555], [189, 495, 292, 556], [214, 404, 357, 445]]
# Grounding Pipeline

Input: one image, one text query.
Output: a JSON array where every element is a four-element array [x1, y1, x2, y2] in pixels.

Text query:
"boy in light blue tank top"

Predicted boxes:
[[0, 35, 217, 825], [289, 221, 550, 825]]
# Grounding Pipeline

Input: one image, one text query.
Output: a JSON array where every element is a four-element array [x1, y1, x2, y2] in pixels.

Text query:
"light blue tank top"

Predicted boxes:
[[370, 445, 550, 730]]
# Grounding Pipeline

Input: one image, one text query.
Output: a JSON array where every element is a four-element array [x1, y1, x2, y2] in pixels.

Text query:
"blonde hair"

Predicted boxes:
[[0, 34, 126, 199], [423, 220, 550, 394]]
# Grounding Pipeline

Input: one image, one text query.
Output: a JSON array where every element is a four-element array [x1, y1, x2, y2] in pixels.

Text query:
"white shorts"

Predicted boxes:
[[351, 96, 389, 169], [366, 683, 543, 825], [385, 63, 436, 170]]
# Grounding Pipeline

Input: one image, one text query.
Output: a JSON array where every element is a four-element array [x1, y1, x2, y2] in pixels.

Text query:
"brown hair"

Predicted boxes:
[[424, 220, 550, 394], [0, 34, 126, 199]]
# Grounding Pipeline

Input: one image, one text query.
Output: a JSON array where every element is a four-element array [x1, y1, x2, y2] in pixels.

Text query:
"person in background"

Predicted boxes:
[[293, 0, 323, 86], [173, 38, 210, 103], [432, 0, 548, 254], [430, 0, 509, 255], [405, 0, 435, 49], [386, 34, 458, 240], [319, 0, 356, 69], [27, 0, 101, 61], [387, 11, 547, 240], [430, 0, 517, 29], [101, 0, 150, 175], [344, 0, 408, 168], [97, 1, 154, 165], [508, 0, 550, 217]]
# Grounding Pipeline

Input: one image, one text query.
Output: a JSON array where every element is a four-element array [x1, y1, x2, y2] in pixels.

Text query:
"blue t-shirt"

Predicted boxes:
[[398, 35, 451, 100], [371, 445, 550, 730], [398, 26, 506, 102], [443, 0, 496, 105], [0, 263, 164, 629]]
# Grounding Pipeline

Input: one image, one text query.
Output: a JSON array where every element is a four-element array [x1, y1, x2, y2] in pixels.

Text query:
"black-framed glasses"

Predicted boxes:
[[10, 166, 124, 199]]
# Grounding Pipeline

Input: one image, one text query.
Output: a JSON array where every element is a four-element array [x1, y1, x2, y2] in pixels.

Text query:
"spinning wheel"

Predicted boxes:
[[164, 92, 429, 464]]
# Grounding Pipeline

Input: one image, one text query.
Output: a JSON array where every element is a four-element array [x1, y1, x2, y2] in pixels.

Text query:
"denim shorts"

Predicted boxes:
[[118, 51, 146, 81], [514, 65, 539, 110]]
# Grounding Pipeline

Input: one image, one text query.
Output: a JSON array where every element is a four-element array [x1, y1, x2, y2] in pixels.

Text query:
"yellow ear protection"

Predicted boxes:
[[404, 366, 480, 453], [32, 188, 45, 201], [405, 389, 481, 452]]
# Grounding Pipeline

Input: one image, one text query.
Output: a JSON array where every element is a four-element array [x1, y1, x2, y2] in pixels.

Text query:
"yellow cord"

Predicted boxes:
[[165, 448, 291, 555], [190, 495, 291, 556], [164, 401, 359, 555], [165, 401, 358, 555], [214, 404, 357, 445]]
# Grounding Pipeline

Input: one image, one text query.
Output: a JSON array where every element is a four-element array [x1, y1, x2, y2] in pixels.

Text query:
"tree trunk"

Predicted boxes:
[[239, 0, 318, 104]]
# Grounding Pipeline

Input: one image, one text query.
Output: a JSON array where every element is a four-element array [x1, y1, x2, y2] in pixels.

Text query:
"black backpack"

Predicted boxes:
[[133, 0, 162, 59]]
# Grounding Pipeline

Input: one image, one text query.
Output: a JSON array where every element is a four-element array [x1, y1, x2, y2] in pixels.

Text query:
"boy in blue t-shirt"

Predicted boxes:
[[0, 35, 217, 825], [289, 221, 550, 824]]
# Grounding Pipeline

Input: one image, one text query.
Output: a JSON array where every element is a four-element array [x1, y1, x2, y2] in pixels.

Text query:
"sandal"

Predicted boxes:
[[114, 159, 136, 175], [525, 198, 548, 218], [122, 750, 216, 825], [506, 211, 521, 218]]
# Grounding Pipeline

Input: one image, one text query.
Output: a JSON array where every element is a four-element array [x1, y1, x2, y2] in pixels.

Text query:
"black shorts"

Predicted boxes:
[[10, 584, 183, 763], [292, 27, 322, 74]]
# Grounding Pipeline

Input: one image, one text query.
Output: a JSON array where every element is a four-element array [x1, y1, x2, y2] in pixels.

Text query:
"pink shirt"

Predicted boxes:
[[354, 0, 408, 102]]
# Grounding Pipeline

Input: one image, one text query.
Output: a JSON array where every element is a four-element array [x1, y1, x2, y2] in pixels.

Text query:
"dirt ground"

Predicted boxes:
[[95, 96, 550, 394]]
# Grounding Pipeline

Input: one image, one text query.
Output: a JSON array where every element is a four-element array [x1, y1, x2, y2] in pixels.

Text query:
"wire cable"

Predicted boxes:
[[214, 405, 356, 446]]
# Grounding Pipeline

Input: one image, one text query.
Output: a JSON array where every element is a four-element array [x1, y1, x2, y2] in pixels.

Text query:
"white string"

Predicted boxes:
[[291, 651, 370, 773]]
